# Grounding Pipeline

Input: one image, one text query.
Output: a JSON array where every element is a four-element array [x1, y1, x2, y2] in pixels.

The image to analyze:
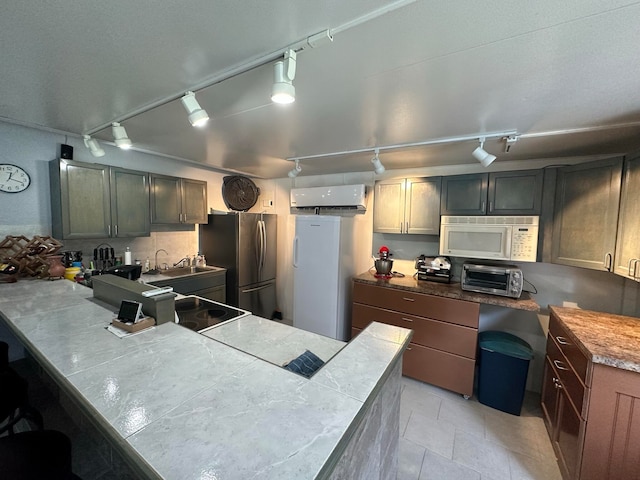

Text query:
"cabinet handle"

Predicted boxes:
[[555, 336, 570, 346], [400, 222, 403, 234], [405, 222, 409, 234], [114, 225, 118, 237], [604, 252, 612, 271], [489, 201, 493, 213], [629, 258, 639, 279], [400, 317, 414, 322], [402, 297, 415, 302], [482, 201, 486, 213], [108, 225, 111, 237], [553, 359, 569, 371], [406, 347, 412, 351]]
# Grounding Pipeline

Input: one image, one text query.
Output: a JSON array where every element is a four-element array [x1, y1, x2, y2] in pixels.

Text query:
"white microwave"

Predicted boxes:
[[439, 216, 539, 262]]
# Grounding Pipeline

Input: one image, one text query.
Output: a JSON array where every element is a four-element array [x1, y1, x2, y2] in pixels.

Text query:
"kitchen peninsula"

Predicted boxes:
[[0, 279, 411, 480]]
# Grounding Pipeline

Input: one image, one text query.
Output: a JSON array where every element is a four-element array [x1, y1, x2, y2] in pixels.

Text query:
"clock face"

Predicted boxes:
[[0, 164, 31, 193]]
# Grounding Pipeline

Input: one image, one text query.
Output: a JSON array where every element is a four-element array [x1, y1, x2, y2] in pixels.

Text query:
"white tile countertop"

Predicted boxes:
[[0, 278, 412, 480]]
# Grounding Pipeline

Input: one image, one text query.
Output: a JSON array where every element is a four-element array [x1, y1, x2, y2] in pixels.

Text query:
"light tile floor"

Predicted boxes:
[[398, 376, 562, 480], [9, 356, 561, 480]]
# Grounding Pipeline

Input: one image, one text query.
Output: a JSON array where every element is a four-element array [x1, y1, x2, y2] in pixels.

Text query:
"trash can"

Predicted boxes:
[[477, 331, 533, 415]]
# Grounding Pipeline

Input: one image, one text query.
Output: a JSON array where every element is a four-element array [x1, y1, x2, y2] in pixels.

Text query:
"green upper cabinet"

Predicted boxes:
[[613, 152, 640, 280], [150, 174, 207, 224], [551, 157, 622, 271], [373, 177, 441, 235], [50, 159, 150, 240], [441, 170, 543, 216]]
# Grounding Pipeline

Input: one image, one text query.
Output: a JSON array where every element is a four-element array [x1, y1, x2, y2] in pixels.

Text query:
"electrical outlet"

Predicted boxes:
[[262, 199, 273, 207], [562, 301, 579, 308]]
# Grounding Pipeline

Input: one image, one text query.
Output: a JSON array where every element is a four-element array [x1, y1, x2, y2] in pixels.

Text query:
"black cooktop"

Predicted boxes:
[[175, 296, 246, 332]]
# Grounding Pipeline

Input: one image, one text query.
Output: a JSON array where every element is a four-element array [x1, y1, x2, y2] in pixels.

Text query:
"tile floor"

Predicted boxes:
[[7, 356, 561, 480]]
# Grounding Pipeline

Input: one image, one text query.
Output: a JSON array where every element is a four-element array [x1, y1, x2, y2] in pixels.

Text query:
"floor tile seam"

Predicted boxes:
[[506, 449, 562, 480], [421, 444, 484, 479]]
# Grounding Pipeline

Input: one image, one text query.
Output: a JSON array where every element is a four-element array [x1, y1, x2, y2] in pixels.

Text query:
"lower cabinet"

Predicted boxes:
[[351, 282, 479, 397], [541, 309, 640, 480]]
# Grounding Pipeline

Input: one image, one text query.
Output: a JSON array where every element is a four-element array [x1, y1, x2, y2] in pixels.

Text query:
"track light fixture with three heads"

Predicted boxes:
[[111, 122, 132, 150], [272, 49, 297, 104], [472, 137, 496, 167], [371, 149, 385, 174], [288, 160, 302, 178], [83, 135, 105, 157], [181, 91, 209, 127]]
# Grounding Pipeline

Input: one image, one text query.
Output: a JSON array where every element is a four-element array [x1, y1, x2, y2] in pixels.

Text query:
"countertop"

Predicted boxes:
[[549, 305, 640, 373], [0, 278, 411, 480], [353, 271, 540, 312]]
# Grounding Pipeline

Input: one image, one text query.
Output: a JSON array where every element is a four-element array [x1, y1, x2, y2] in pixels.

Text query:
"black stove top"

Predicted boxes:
[[175, 296, 247, 332]]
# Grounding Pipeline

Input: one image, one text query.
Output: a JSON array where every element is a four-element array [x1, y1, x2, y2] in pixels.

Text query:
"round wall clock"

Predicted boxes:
[[0, 164, 31, 193]]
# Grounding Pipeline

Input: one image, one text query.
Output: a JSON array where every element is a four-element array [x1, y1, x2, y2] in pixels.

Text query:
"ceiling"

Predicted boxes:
[[3, 0, 640, 178]]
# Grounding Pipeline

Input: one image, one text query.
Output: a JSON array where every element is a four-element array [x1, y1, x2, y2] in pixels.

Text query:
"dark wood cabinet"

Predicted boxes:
[[373, 177, 441, 234], [441, 170, 543, 216], [150, 174, 207, 224], [351, 282, 478, 397], [541, 309, 640, 480], [551, 157, 623, 271]]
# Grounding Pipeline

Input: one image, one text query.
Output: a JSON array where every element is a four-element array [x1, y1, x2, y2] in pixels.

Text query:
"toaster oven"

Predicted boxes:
[[461, 263, 524, 298]]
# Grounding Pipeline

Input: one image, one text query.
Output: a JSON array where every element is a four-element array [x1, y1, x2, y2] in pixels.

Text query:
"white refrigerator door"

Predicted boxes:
[[293, 216, 341, 338]]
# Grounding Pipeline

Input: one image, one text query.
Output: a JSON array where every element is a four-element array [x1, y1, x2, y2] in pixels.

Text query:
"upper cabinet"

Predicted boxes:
[[373, 177, 441, 235], [613, 152, 640, 280], [150, 174, 207, 224], [551, 157, 623, 271], [441, 170, 544, 216], [50, 159, 150, 240]]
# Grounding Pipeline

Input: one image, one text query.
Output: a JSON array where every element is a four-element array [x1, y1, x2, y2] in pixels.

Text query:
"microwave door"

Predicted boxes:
[[441, 226, 511, 260]]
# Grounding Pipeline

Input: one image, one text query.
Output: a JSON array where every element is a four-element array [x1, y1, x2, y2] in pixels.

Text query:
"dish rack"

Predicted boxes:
[[0, 235, 63, 277]]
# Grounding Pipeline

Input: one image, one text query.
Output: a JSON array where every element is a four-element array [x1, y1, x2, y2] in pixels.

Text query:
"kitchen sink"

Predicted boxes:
[[146, 266, 223, 278]]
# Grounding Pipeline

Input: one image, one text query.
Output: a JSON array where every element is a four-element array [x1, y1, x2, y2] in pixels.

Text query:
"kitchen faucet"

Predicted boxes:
[[173, 256, 191, 268], [154, 249, 168, 270]]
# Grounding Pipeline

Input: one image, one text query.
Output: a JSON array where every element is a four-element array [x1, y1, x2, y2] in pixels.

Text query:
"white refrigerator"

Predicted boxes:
[[293, 215, 355, 341]]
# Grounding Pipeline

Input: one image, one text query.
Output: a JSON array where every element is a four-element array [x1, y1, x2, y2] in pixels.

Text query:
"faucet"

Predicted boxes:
[[154, 249, 168, 270], [173, 256, 191, 268]]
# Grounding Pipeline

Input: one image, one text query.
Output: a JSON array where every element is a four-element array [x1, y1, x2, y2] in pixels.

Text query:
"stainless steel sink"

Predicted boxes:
[[147, 266, 222, 278]]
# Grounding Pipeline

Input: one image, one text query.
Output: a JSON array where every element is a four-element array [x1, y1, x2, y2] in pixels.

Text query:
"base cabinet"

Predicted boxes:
[[352, 282, 478, 397], [541, 310, 640, 480]]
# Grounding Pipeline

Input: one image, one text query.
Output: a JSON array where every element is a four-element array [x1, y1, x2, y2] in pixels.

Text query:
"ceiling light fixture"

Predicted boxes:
[[472, 137, 497, 167], [288, 160, 302, 178], [111, 122, 132, 150], [181, 91, 209, 127], [83, 135, 105, 157], [371, 149, 385, 174], [271, 49, 297, 104]]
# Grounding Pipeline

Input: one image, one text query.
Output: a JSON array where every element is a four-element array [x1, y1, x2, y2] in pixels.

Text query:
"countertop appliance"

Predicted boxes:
[[461, 262, 524, 298], [439, 215, 539, 262], [199, 213, 277, 319], [292, 215, 355, 341], [415, 255, 452, 283], [174, 295, 250, 333]]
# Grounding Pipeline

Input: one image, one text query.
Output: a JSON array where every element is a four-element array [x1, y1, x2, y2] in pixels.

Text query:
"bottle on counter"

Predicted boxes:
[[144, 257, 150, 272], [124, 247, 132, 265]]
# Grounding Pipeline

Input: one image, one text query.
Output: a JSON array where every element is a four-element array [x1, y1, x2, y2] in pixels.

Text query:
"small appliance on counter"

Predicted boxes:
[[461, 262, 524, 298], [373, 245, 393, 279], [415, 255, 452, 283]]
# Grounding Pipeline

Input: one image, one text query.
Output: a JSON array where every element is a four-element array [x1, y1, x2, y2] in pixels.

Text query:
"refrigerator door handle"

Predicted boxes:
[[241, 284, 272, 294], [293, 236, 299, 268], [260, 220, 266, 269]]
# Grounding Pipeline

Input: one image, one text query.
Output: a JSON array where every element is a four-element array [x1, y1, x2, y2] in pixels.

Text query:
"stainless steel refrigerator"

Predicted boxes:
[[199, 213, 277, 319]]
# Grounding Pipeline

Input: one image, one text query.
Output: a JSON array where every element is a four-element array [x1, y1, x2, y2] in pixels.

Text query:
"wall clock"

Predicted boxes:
[[0, 164, 31, 193]]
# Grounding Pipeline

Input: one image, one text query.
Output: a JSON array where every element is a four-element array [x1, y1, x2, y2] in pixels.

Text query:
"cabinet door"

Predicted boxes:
[[551, 158, 622, 271], [555, 385, 583, 480], [181, 178, 208, 224], [406, 177, 441, 234], [614, 153, 640, 279], [150, 174, 182, 224], [440, 174, 488, 215], [541, 355, 559, 437], [110, 167, 150, 237], [373, 180, 405, 234], [488, 170, 544, 215], [53, 160, 111, 239]]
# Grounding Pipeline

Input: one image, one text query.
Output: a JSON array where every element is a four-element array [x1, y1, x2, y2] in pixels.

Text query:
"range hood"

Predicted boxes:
[[290, 184, 367, 210]]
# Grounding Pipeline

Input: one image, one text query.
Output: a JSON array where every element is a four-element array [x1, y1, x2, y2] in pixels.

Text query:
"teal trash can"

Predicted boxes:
[[477, 331, 533, 415]]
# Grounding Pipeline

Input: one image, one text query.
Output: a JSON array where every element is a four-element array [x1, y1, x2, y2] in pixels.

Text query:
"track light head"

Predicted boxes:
[[472, 137, 496, 167], [83, 135, 105, 157], [288, 160, 301, 178], [272, 49, 297, 104], [111, 122, 132, 149], [371, 149, 385, 174], [181, 91, 209, 127]]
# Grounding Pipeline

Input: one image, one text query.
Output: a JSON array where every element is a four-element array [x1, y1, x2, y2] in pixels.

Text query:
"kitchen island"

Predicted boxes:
[[0, 279, 411, 480]]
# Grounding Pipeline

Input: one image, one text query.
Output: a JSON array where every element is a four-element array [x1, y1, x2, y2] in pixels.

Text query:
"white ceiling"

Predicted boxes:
[[3, 0, 640, 178]]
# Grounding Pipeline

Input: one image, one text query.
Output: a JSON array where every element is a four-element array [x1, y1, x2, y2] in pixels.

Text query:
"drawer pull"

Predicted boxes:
[[400, 317, 414, 322], [553, 359, 569, 371], [402, 297, 415, 302], [555, 336, 571, 346], [406, 347, 412, 351]]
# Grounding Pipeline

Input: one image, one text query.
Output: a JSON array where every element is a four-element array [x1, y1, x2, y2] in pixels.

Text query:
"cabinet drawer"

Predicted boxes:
[[547, 335, 587, 418], [352, 283, 479, 328], [404, 342, 475, 397], [549, 314, 589, 385], [352, 303, 477, 358]]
